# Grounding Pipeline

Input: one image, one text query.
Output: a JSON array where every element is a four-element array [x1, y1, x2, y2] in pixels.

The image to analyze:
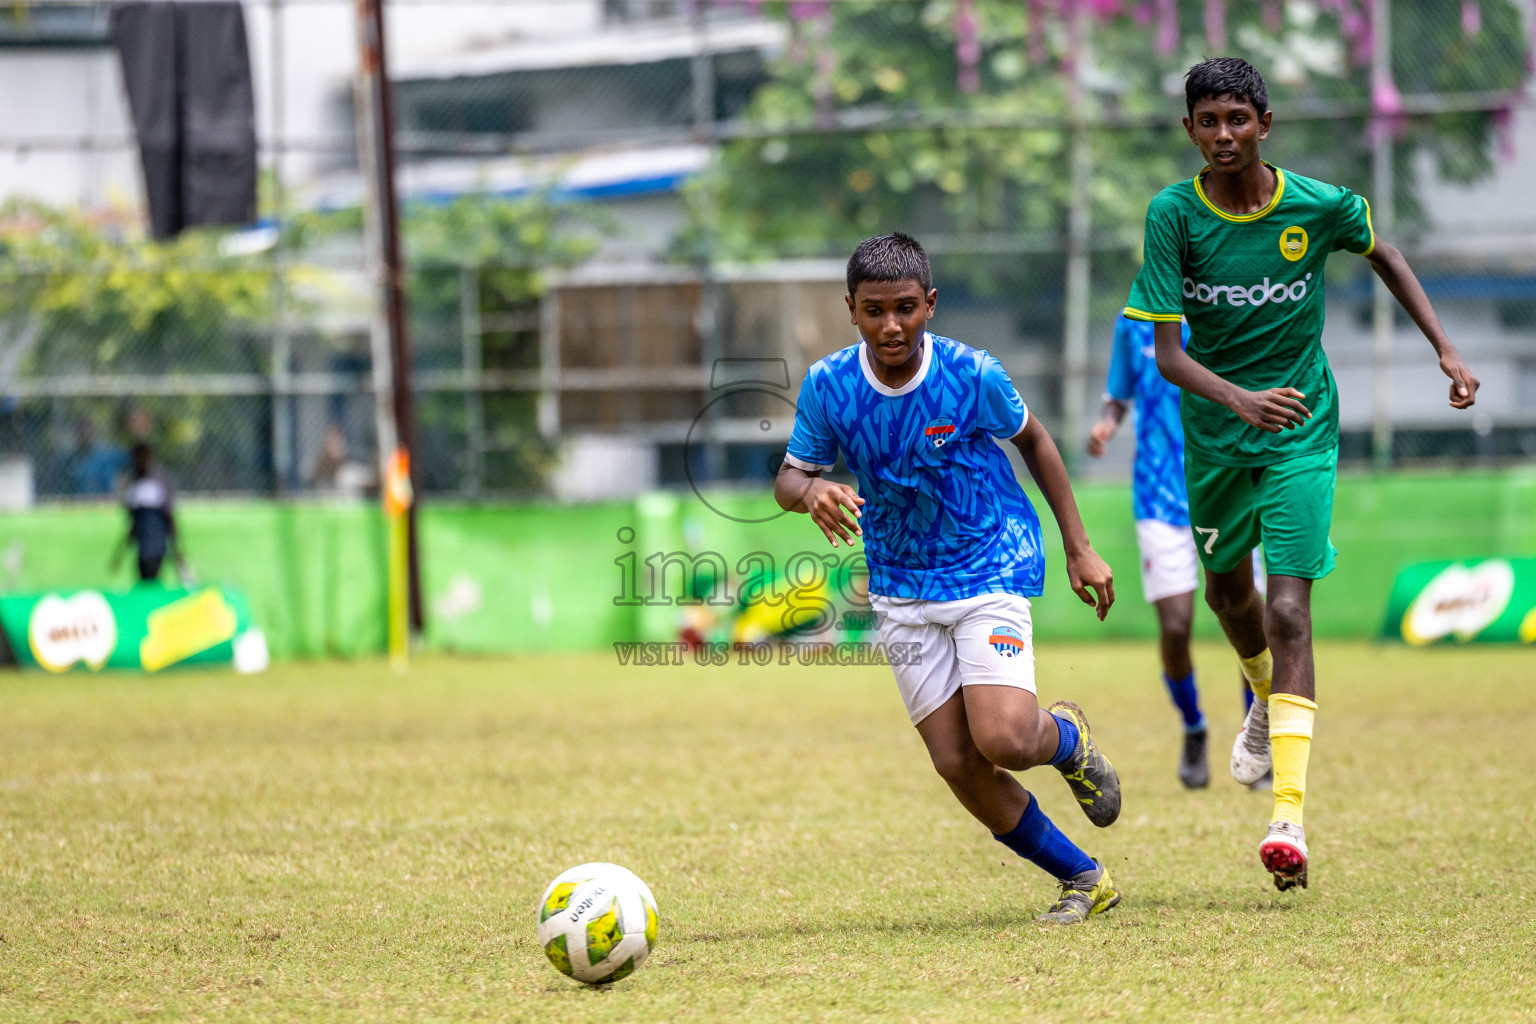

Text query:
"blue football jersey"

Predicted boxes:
[[784, 332, 1046, 601], [1104, 314, 1191, 526]]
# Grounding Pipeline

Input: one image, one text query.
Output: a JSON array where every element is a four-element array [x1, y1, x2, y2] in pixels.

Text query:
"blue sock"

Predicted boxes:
[[1243, 684, 1255, 713], [1163, 670, 1204, 731], [993, 793, 1096, 880], [1048, 713, 1079, 767]]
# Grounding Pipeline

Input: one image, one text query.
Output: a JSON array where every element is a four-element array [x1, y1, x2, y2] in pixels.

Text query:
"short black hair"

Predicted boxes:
[[846, 232, 932, 297], [1184, 57, 1269, 117]]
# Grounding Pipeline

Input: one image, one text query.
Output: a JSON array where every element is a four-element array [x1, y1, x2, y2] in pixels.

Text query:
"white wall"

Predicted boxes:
[[0, 48, 138, 209], [0, 0, 607, 210], [1412, 105, 1536, 266], [244, 0, 604, 184]]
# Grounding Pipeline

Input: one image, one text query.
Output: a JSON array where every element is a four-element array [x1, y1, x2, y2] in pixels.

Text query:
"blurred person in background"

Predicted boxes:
[[109, 443, 186, 584], [1089, 313, 1271, 791], [1089, 312, 1211, 789], [308, 421, 374, 498], [63, 419, 129, 496]]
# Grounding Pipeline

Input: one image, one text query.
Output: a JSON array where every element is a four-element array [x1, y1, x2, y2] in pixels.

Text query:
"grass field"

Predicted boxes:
[[3, 642, 1534, 1023]]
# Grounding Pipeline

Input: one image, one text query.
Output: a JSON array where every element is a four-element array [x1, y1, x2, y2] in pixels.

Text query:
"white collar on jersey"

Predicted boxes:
[[858, 331, 933, 397]]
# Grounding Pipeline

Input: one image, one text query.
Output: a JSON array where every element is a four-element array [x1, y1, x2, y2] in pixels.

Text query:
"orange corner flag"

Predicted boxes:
[[384, 447, 413, 517]]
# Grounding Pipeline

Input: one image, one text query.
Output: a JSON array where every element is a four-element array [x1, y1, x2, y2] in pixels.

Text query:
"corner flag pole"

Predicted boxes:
[[355, 0, 424, 649], [384, 448, 413, 671]]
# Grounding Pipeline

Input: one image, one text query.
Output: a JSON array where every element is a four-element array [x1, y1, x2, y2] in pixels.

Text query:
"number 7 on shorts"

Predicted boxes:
[[1194, 526, 1220, 555]]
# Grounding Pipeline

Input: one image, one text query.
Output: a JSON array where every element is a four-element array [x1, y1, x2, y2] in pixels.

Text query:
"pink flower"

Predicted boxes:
[[1155, 0, 1178, 56], [1204, 0, 1226, 51]]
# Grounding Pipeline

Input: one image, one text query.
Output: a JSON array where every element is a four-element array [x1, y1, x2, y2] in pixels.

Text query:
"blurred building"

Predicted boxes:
[[1346, 108, 1536, 440], [343, 1, 827, 496], [0, 3, 135, 211], [1, 0, 1534, 501]]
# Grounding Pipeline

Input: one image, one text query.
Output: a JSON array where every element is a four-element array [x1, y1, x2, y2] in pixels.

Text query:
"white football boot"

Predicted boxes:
[[1230, 697, 1271, 785], [1259, 820, 1308, 891]]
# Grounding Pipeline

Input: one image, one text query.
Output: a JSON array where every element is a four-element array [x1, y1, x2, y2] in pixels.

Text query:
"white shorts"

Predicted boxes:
[[1135, 519, 1267, 603], [870, 592, 1035, 726], [1136, 519, 1200, 603]]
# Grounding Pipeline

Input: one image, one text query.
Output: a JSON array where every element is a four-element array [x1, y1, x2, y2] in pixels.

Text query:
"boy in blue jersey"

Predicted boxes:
[[1089, 314, 1273, 790], [1088, 313, 1210, 787], [775, 233, 1122, 925]]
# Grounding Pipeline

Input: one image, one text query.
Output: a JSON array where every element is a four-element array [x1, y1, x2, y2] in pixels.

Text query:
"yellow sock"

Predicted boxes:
[[1239, 648, 1273, 703], [1269, 693, 1316, 826]]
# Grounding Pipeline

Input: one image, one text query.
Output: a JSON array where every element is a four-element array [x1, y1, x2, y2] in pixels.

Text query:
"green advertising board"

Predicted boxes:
[[1383, 557, 1536, 645], [0, 584, 267, 673], [0, 468, 1530, 658]]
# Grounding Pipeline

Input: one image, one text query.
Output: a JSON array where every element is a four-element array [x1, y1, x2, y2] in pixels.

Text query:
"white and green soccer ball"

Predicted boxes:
[[536, 862, 658, 984]]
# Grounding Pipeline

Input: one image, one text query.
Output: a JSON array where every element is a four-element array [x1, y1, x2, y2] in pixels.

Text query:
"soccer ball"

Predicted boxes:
[[536, 862, 658, 984]]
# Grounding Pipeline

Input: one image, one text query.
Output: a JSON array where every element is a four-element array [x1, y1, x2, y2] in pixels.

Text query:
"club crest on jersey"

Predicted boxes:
[[1279, 225, 1309, 262], [987, 626, 1025, 658], [923, 418, 957, 449]]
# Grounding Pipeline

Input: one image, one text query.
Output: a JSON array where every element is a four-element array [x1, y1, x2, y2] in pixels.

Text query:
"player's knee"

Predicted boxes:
[[1203, 585, 1233, 616], [1159, 613, 1193, 648], [1204, 581, 1251, 619], [1266, 594, 1312, 647], [928, 743, 988, 787], [970, 724, 1041, 772]]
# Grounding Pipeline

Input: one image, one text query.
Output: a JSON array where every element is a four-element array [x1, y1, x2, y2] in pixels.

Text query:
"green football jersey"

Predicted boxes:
[[1124, 163, 1375, 467]]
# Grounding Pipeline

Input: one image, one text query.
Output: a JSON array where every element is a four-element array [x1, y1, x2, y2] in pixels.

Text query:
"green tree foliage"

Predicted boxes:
[[397, 193, 597, 494], [281, 191, 598, 494], [708, 0, 1529, 267], [0, 190, 596, 495], [1384, 1, 1529, 214], [0, 200, 285, 492], [0, 199, 274, 376]]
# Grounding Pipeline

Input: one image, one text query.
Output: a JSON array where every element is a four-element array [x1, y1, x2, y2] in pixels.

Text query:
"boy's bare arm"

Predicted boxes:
[[1009, 416, 1114, 619], [1363, 241, 1479, 409], [774, 463, 864, 548], [1152, 321, 1312, 433], [1087, 397, 1128, 457]]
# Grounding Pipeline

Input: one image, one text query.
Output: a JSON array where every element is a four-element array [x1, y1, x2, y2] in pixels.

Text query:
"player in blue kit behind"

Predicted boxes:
[[1089, 313, 1269, 790], [1090, 313, 1215, 788], [775, 233, 1123, 925]]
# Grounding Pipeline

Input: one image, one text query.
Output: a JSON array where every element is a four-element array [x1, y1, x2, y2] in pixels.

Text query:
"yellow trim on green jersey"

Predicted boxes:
[[1123, 306, 1183, 322], [1357, 197, 1377, 255], [1193, 163, 1286, 223]]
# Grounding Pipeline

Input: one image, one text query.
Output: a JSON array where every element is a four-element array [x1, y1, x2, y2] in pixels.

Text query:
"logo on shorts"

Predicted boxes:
[[923, 418, 956, 448], [987, 625, 1025, 658]]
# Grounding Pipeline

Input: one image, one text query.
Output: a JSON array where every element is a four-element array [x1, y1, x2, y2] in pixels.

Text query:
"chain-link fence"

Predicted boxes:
[[1, 0, 1533, 505]]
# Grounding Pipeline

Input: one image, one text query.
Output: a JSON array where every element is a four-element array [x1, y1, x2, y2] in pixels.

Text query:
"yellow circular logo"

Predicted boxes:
[[1279, 226, 1309, 262]]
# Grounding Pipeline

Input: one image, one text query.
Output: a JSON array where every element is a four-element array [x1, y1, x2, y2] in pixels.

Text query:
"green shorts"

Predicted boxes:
[[1184, 446, 1338, 579]]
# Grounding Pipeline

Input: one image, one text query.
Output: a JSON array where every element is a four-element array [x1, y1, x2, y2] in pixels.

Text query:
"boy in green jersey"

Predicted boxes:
[[1125, 58, 1480, 891]]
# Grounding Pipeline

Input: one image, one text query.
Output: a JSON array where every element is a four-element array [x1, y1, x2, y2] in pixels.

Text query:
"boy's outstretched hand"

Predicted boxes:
[[1086, 418, 1117, 458], [805, 478, 864, 548], [1440, 351, 1480, 409], [1067, 545, 1115, 621], [775, 465, 864, 547]]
